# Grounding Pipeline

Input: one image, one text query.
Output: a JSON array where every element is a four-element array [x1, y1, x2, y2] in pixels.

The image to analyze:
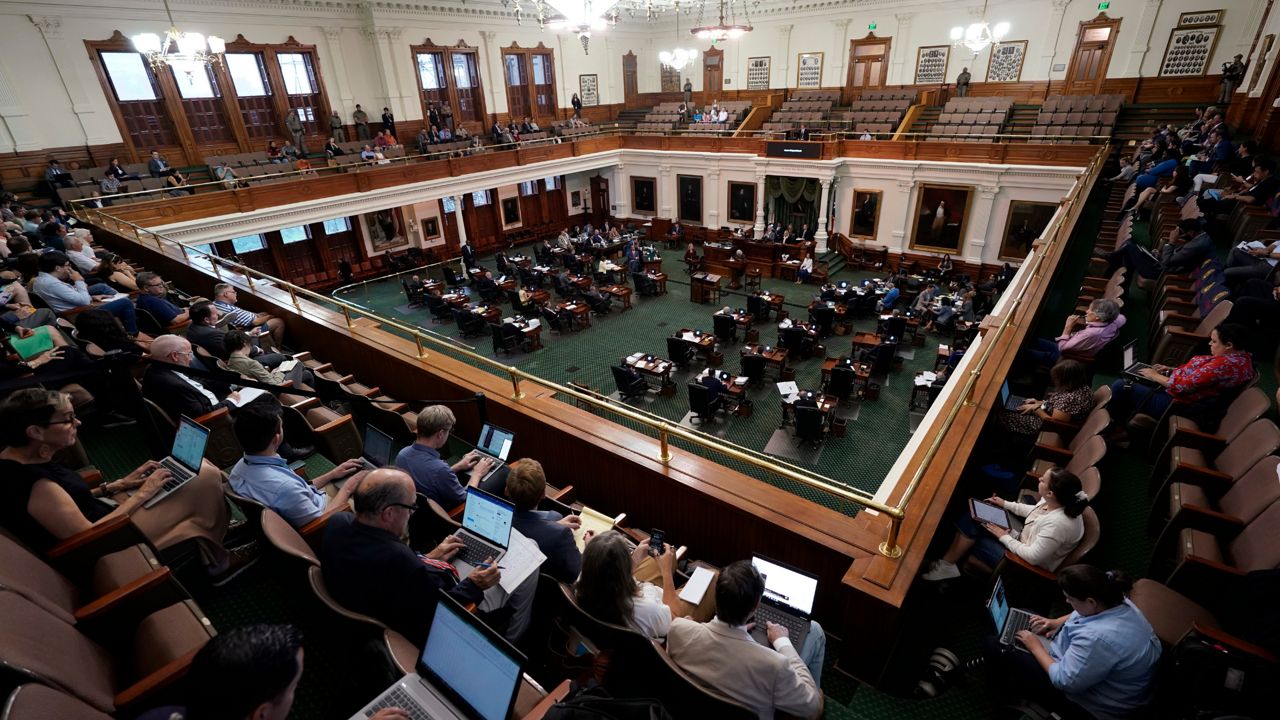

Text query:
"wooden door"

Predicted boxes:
[[440, 198, 462, 255], [847, 34, 891, 99], [703, 47, 724, 103], [622, 52, 638, 108], [1063, 14, 1120, 95], [590, 175, 609, 226]]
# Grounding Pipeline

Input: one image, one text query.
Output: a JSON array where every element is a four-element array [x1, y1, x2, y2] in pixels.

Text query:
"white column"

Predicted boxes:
[[613, 163, 630, 217], [0, 56, 39, 152], [1042, 0, 1072, 79], [776, 26, 793, 87], [1121, 0, 1164, 77], [815, 177, 833, 252], [890, 14, 914, 85], [705, 168, 721, 228], [831, 20, 852, 88], [658, 164, 673, 219], [454, 196, 469, 246], [964, 185, 1000, 264], [322, 29, 355, 113], [753, 172, 767, 235], [29, 15, 114, 146]]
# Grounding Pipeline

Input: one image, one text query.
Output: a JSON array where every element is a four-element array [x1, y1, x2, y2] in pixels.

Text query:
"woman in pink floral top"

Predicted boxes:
[[1106, 324, 1254, 440]]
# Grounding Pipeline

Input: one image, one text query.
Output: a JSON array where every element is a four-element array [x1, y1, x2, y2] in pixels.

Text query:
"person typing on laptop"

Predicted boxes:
[[666, 560, 826, 720], [504, 458, 583, 583], [395, 405, 495, 509], [228, 397, 367, 528]]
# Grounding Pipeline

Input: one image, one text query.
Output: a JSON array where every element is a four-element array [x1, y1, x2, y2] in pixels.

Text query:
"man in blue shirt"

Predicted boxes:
[[395, 404, 493, 509], [135, 271, 189, 327], [877, 282, 899, 312], [504, 459, 582, 583], [228, 396, 366, 527], [31, 251, 140, 335]]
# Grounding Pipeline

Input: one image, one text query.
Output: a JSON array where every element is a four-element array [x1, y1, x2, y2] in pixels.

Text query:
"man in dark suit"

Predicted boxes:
[[187, 301, 284, 366], [142, 334, 238, 421], [504, 459, 582, 583], [321, 468, 493, 646], [461, 242, 477, 270]]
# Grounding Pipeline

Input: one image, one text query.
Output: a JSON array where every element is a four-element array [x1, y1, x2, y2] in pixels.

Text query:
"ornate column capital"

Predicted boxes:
[[1050, 0, 1072, 11], [895, 12, 915, 26], [323, 28, 342, 43], [479, 30, 497, 43], [28, 15, 63, 39], [979, 185, 998, 199]]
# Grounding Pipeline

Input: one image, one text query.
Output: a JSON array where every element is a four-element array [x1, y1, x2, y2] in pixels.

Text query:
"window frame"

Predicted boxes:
[[410, 40, 488, 130]]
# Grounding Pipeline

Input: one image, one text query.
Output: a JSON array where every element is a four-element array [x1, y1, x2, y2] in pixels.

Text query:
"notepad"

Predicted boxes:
[[497, 528, 546, 594], [776, 381, 799, 396], [9, 326, 54, 360], [573, 506, 616, 552], [276, 359, 299, 373], [227, 387, 268, 407], [678, 566, 716, 605]]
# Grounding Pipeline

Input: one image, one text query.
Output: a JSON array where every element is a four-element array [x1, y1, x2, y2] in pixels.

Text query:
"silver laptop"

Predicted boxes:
[[988, 576, 1035, 649], [748, 554, 818, 650], [450, 487, 514, 576], [1120, 340, 1157, 383], [999, 380, 1027, 412], [357, 424, 395, 471], [351, 591, 526, 720], [144, 416, 210, 509], [473, 423, 515, 485]]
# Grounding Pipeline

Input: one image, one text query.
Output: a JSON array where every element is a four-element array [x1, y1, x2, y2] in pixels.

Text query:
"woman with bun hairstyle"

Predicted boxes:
[[994, 565, 1161, 719], [923, 467, 1088, 581]]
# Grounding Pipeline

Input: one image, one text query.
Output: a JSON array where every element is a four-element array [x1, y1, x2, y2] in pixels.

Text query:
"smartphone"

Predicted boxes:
[[649, 529, 665, 556]]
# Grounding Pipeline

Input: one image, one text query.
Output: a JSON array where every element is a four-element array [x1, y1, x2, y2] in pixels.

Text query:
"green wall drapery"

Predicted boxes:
[[764, 176, 819, 232]]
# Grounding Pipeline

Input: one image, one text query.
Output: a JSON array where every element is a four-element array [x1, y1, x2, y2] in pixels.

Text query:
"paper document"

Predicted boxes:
[[526, 318, 541, 330], [678, 566, 716, 605], [498, 528, 546, 594], [573, 506, 616, 552], [276, 359, 299, 373], [228, 387, 269, 407], [776, 381, 799, 397]]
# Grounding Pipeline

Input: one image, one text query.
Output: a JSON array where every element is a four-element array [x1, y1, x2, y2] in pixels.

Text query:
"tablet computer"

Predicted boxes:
[[969, 498, 1011, 529]]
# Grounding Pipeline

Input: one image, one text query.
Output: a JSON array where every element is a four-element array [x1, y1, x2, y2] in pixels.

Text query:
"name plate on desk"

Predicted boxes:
[[766, 141, 821, 159]]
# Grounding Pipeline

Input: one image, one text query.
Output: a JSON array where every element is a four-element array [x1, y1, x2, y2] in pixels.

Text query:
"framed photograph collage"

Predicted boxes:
[[797, 52, 823, 88], [1160, 10, 1223, 77], [915, 46, 950, 84], [747, 56, 771, 90], [986, 41, 1027, 82]]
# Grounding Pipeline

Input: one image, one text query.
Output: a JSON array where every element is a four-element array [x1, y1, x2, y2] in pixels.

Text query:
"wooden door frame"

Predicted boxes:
[[411, 39, 488, 132], [622, 51, 638, 108], [845, 33, 892, 101], [589, 175, 609, 226], [703, 46, 724, 104], [1061, 13, 1121, 95], [502, 42, 558, 123]]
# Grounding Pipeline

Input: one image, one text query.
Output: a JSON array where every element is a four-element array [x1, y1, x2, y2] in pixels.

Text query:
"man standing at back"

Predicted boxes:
[[666, 560, 825, 720], [353, 104, 370, 140]]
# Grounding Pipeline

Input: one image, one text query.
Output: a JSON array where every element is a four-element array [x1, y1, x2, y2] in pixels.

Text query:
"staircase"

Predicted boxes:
[[819, 249, 847, 276], [1112, 103, 1200, 145], [614, 106, 652, 132], [1005, 104, 1040, 138], [909, 106, 941, 136]]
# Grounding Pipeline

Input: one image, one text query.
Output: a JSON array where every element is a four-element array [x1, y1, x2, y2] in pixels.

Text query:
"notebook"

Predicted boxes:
[[572, 506, 617, 552], [8, 326, 54, 360], [351, 591, 526, 720]]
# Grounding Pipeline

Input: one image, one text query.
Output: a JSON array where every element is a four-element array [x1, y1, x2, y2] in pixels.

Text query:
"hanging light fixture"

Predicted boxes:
[[691, 0, 752, 42], [659, 5, 698, 72], [949, 0, 1009, 56], [131, 0, 225, 71]]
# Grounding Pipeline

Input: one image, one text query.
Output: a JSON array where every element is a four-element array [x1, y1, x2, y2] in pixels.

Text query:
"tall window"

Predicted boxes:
[[231, 234, 266, 253], [502, 46, 557, 121], [225, 52, 278, 142], [277, 52, 321, 128], [531, 53, 555, 117], [170, 63, 233, 144], [97, 51, 178, 148], [411, 41, 487, 127], [280, 225, 311, 244]]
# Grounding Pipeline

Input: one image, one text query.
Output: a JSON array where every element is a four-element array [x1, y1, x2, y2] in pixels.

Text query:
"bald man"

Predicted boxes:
[[320, 469, 537, 644], [142, 334, 239, 421]]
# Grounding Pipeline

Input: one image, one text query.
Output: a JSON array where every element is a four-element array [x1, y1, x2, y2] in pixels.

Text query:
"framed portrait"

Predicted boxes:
[[909, 183, 973, 254], [570, 190, 581, 208], [796, 52, 823, 89], [677, 174, 703, 224], [579, 74, 599, 106], [915, 46, 949, 85], [849, 190, 881, 239], [747, 56, 771, 90], [1179, 9, 1224, 26], [1160, 26, 1221, 76], [998, 201, 1058, 261], [366, 209, 407, 252], [422, 216, 440, 239], [501, 196, 521, 226], [728, 182, 756, 223], [986, 41, 1027, 82], [631, 176, 656, 214]]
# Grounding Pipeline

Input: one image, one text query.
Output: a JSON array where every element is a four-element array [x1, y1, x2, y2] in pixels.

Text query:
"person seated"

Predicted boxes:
[[1105, 156, 1137, 183], [912, 282, 939, 313], [212, 161, 242, 189], [717, 108, 729, 123], [212, 282, 286, 348], [31, 251, 142, 336], [188, 301, 283, 366], [1107, 323, 1255, 444], [0, 279, 55, 330], [280, 140, 299, 161], [44, 158, 73, 189], [504, 459, 583, 583], [63, 233, 99, 273], [922, 467, 1089, 581], [228, 396, 366, 527], [575, 530, 682, 640], [1197, 158, 1277, 227], [320, 468, 535, 644], [1105, 218, 1214, 286], [89, 252, 137, 292], [266, 140, 285, 163], [797, 255, 814, 284], [223, 330, 312, 389], [700, 369, 728, 409], [134, 271, 189, 328], [0, 325, 97, 413], [999, 360, 1096, 439], [323, 138, 344, 158], [0, 388, 237, 580], [143, 334, 241, 420], [925, 291, 975, 332], [1023, 299, 1125, 368], [981, 565, 1161, 720], [583, 285, 612, 313], [72, 307, 147, 357], [1224, 237, 1280, 290], [877, 282, 899, 312], [395, 405, 496, 508], [373, 130, 391, 149], [359, 144, 377, 161], [147, 150, 185, 183], [666, 560, 825, 720]]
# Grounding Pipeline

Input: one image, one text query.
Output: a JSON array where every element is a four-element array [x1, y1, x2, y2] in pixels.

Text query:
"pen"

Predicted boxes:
[[475, 563, 505, 570]]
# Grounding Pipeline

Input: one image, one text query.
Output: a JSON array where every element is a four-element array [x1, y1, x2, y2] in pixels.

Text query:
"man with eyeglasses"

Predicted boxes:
[[31, 251, 142, 336], [142, 334, 240, 422], [134, 271, 189, 328]]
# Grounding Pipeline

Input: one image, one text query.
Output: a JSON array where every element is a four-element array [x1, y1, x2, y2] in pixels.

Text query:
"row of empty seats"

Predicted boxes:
[[789, 90, 841, 102], [1041, 94, 1124, 113], [928, 96, 1014, 139]]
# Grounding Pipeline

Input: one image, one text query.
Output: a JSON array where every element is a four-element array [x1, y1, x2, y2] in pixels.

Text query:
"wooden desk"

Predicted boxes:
[[601, 284, 633, 310], [529, 289, 550, 305], [441, 293, 469, 308], [516, 678, 573, 720], [690, 272, 722, 304], [557, 301, 591, 329], [851, 331, 881, 354], [778, 259, 801, 282], [716, 308, 754, 330], [497, 277, 517, 292], [505, 318, 544, 350], [936, 344, 953, 371], [675, 328, 717, 358], [626, 353, 674, 393], [470, 304, 501, 325], [821, 356, 873, 386], [757, 291, 785, 314], [781, 389, 835, 425], [643, 258, 663, 273], [741, 342, 789, 372], [647, 271, 668, 295], [422, 279, 443, 295], [571, 275, 592, 291]]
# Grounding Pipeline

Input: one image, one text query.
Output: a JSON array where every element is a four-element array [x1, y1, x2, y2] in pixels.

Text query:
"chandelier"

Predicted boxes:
[[131, 0, 225, 71], [659, 47, 699, 71], [691, 0, 752, 41], [949, 1, 1009, 55]]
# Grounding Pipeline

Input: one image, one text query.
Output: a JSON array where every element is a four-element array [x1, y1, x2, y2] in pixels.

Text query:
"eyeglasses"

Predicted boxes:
[[388, 502, 419, 515], [144, 282, 165, 289], [42, 412, 77, 426]]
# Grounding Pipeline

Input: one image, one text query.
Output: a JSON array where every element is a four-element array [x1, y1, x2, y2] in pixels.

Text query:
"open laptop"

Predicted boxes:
[[143, 416, 210, 509], [1120, 340, 1158, 384], [988, 576, 1035, 650], [357, 424, 395, 471], [451, 487, 515, 576], [473, 423, 515, 486], [748, 554, 818, 650], [352, 591, 526, 720], [999, 380, 1028, 412]]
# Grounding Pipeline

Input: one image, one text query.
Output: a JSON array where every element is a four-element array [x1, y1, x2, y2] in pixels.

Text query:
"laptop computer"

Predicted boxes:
[[143, 416, 210, 509], [451, 487, 515, 576], [987, 576, 1035, 650], [473, 423, 515, 486], [1120, 340, 1158, 384], [351, 591, 526, 720], [357, 424, 395, 471], [999, 380, 1028, 412], [748, 554, 818, 650]]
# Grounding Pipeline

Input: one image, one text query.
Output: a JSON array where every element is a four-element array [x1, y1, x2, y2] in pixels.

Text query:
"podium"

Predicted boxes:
[[690, 272, 722, 304]]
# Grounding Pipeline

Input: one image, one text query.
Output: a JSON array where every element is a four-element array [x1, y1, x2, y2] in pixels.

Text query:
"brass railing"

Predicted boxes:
[[70, 144, 1105, 558]]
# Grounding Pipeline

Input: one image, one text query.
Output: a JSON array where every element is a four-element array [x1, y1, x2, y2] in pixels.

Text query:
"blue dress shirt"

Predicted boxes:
[[229, 454, 328, 527], [1047, 600, 1162, 719], [395, 443, 466, 508]]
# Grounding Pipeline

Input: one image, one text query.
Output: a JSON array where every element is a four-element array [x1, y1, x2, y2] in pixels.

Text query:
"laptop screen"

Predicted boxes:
[[752, 554, 819, 616], [362, 425, 395, 466], [999, 380, 1011, 406], [462, 487, 514, 548], [988, 576, 1010, 632], [1123, 340, 1136, 369], [172, 417, 210, 473], [420, 593, 525, 720], [476, 424, 515, 461]]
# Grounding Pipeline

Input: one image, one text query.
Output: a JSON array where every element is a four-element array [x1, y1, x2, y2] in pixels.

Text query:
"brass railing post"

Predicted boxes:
[[414, 333, 427, 359], [510, 369, 524, 399], [287, 284, 301, 310], [879, 514, 904, 558], [659, 424, 672, 463], [245, 272, 255, 290], [341, 305, 352, 328]]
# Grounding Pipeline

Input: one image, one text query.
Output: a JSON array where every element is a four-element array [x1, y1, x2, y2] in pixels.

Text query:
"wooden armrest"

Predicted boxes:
[[382, 401, 408, 413], [1039, 417, 1081, 437], [1168, 553, 1245, 598], [311, 413, 355, 434], [1002, 551, 1056, 582], [48, 515, 140, 560], [78, 468, 104, 489], [519, 679, 573, 720], [1185, 623, 1280, 664], [193, 406, 231, 426], [1165, 326, 1209, 340], [618, 526, 646, 543], [166, 319, 190, 332], [1159, 313, 1199, 328], [295, 466, 309, 480], [114, 647, 201, 714], [74, 567, 186, 637], [292, 351, 314, 362], [550, 484, 575, 503], [311, 363, 334, 373], [299, 500, 350, 539], [675, 545, 688, 561], [446, 501, 465, 520], [277, 379, 294, 388], [1173, 503, 1247, 538], [289, 397, 320, 412]]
